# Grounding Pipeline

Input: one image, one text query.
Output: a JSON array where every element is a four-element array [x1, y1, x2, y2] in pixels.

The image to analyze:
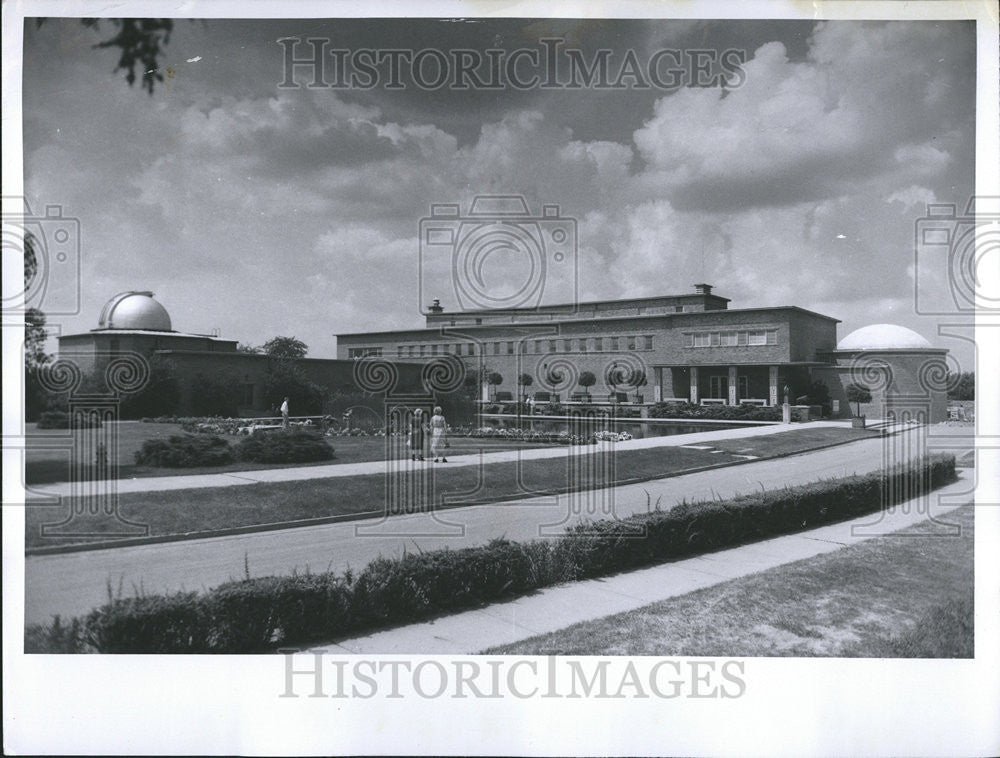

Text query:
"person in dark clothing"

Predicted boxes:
[[409, 408, 426, 461]]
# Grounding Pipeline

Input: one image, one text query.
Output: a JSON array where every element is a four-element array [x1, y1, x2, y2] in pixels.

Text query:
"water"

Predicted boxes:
[[477, 415, 762, 439]]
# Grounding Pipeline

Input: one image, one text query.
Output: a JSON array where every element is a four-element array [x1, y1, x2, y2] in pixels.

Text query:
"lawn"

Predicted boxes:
[[24, 424, 883, 549], [708, 425, 878, 457], [485, 505, 974, 657], [23, 422, 563, 484]]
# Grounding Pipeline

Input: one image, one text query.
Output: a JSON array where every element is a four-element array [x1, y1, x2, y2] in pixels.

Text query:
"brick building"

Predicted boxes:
[[336, 285, 950, 422]]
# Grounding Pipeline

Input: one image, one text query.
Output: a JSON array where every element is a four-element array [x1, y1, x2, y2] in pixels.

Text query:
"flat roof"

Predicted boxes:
[[60, 329, 236, 341], [427, 291, 731, 317], [336, 305, 841, 339]]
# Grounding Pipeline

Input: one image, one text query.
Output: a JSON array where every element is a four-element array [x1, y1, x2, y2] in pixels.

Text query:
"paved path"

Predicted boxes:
[[325, 473, 973, 654], [26, 421, 848, 498], [24, 425, 968, 626]]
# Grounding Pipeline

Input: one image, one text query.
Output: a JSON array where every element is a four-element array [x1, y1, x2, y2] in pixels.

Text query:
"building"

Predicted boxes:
[[336, 285, 951, 422], [56, 291, 423, 416]]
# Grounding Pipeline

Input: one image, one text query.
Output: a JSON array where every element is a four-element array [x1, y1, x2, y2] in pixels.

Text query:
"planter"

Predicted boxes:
[[852, 416, 866, 429]]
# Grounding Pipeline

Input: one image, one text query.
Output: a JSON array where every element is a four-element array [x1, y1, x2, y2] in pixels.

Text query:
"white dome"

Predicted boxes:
[[837, 323, 932, 351], [98, 291, 172, 331]]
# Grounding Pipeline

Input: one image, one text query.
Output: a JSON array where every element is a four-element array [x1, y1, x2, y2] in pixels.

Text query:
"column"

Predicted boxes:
[[728, 366, 738, 406], [769, 366, 779, 406], [654, 367, 663, 402], [689, 366, 699, 404]]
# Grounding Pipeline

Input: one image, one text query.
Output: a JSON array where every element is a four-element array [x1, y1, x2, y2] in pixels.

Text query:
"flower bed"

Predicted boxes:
[[648, 401, 782, 421]]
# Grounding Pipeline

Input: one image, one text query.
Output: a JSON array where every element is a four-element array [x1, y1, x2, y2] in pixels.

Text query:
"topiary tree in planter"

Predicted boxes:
[[578, 371, 596, 400], [846, 383, 872, 417], [486, 372, 503, 401], [517, 373, 533, 402]]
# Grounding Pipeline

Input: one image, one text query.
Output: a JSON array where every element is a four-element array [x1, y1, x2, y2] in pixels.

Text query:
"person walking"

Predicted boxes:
[[280, 396, 290, 429], [409, 408, 426, 461], [429, 406, 448, 462]]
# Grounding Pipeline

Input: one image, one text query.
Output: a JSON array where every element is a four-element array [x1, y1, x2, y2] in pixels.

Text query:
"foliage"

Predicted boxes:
[[947, 371, 974, 401], [486, 372, 503, 387], [263, 361, 326, 415], [517, 373, 534, 388], [36, 411, 102, 429], [846, 383, 873, 416], [134, 434, 235, 467], [578, 371, 597, 389], [648, 402, 781, 422], [236, 343, 262, 354], [120, 355, 181, 418], [24, 233, 55, 420], [262, 336, 308, 360], [28, 456, 955, 652], [236, 429, 335, 464], [185, 371, 242, 418]]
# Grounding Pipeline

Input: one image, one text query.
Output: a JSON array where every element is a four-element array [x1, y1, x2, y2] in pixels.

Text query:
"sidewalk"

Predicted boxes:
[[320, 469, 971, 654], [27, 420, 865, 498]]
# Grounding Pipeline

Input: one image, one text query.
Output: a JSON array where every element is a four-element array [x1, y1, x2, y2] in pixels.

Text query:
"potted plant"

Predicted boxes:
[[578, 371, 596, 402], [486, 371, 503, 402], [517, 372, 534, 403], [845, 383, 872, 428]]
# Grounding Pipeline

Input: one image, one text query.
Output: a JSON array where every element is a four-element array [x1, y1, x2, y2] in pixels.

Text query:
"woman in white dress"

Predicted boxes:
[[429, 406, 448, 462]]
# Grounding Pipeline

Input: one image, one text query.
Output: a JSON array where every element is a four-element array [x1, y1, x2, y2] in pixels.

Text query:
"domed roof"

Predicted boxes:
[[837, 323, 932, 351], [98, 291, 172, 331]]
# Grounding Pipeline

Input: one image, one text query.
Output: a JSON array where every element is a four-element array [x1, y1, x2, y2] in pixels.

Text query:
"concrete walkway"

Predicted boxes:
[[27, 420, 867, 498], [322, 470, 972, 654]]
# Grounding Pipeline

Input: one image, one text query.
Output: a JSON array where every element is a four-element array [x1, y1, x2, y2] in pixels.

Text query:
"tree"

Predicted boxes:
[[24, 233, 54, 420], [846, 383, 872, 417], [263, 361, 325, 415], [578, 371, 596, 397], [236, 343, 262, 354], [486, 372, 503, 400], [948, 371, 974, 401], [627, 368, 647, 402], [517, 372, 533, 400], [120, 355, 181, 418], [262, 336, 308, 360], [36, 18, 176, 94]]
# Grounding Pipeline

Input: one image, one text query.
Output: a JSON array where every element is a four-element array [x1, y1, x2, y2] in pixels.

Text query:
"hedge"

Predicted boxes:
[[236, 429, 335, 463], [649, 401, 781, 421], [134, 434, 235, 467], [25, 455, 955, 653]]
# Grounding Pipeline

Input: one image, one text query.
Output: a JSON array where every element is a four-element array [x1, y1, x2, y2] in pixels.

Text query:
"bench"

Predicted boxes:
[[700, 398, 726, 406]]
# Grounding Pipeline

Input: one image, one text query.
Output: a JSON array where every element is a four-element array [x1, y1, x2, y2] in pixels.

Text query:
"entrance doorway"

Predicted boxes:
[[709, 375, 728, 399]]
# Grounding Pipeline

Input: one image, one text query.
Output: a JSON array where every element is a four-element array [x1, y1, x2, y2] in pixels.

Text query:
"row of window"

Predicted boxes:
[[348, 329, 780, 359], [391, 335, 657, 359], [686, 329, 778, 348]]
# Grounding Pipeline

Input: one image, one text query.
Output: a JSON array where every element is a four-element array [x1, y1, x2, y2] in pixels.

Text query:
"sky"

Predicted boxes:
[[22, 17, 976, 369]]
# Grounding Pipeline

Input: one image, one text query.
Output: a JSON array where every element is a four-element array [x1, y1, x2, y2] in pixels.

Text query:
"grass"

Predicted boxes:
[[709, 426, 878, 457], [23, 422, 564, 484], [24, 424, 881, 550], [485, 505, 973, 657]]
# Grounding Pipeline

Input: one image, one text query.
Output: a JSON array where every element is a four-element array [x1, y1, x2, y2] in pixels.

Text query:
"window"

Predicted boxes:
[[534, 339, 543, 353], [579, 338, 588, 352], [675, 305, 684, 313], [692, 333, 711, 347], [507, 341, 515, 355], [738, 375, 749, 398], [766, 329, 778, 345], [467, 343, 476, 356], [748, 330, 767, 345], [627, 336, 636, 350], [721, 332, 738, 347], [420, 344, 427, 357], [431, 344, 439, 356], [709, 332, 720, 347], [594, 337, 603, 351], [643, 335, 653, 350], [549, 340, 557, 353], [563, 339, 572, 352], [738, 331, 748, 346], [493, 342, 501, 355]]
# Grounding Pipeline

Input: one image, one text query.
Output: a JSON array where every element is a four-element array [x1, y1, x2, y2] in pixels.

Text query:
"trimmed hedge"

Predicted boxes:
[[235, 429, 334, 464], [134, 434, 235, 467], [25, 455, 955, 653], [649, 401, 781, 421]]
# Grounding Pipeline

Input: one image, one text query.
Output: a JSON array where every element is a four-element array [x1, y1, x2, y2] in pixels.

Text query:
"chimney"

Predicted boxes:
[[428, 298, 444, 314], [693, 283, 713, 296]]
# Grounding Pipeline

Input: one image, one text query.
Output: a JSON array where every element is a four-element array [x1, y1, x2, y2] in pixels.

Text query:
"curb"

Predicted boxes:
[[25, 429, 892, 557]]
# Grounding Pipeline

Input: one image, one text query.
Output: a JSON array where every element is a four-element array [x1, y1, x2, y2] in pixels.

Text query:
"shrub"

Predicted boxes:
[[36, 410, 102, 429], [32, 455, 955, 653], [236, 429, 334, 464], [25, 615, 88, 653], [648, 402, 781, 422], [134, 434, 235, 467]]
